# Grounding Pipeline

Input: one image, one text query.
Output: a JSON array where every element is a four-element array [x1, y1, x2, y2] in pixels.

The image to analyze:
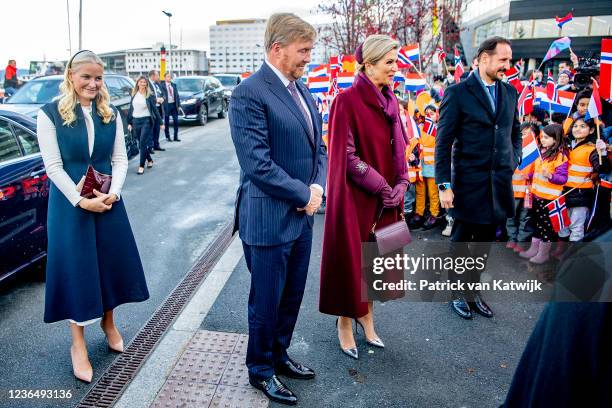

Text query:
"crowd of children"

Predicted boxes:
[[398, 66, 612, 264]]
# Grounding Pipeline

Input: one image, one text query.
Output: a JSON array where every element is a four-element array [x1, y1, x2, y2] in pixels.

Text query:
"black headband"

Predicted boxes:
[[68, 49, 93, 68]]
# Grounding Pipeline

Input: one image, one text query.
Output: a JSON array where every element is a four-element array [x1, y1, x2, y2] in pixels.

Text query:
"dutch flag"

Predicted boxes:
[[404, 73, 427, 92], [336, 72, 355, 90], [585, 79, 603, 120], [519, 131, 540, 170], [308, 76, 330, 94]]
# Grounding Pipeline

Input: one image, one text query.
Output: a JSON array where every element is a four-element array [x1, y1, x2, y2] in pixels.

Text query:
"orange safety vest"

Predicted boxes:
[[531, 152, 568, 200], [406, 138, 422, 183], [419, 132, 435, 166], [512, 162, 534, 199], [566, 142, 594, 188]]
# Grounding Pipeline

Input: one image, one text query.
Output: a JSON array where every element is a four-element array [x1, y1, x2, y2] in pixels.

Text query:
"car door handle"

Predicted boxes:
[[29, 169, 46, 177]]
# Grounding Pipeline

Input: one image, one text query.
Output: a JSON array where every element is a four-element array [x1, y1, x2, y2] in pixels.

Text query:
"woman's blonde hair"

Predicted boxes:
[[58, 50, 114, 126], [132, 76, 151, 98], [357, 35, 400, 72]]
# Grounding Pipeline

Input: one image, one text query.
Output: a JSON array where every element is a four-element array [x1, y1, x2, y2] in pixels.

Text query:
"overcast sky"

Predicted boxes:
[[3, 0, 325, 68]]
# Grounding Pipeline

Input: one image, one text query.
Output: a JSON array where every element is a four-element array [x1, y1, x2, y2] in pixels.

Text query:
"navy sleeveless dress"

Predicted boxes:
[[41, 100, 149, 324]]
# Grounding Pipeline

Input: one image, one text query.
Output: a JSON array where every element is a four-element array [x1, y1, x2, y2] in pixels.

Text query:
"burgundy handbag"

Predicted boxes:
[[369, 206, 412, 255], [77, 165, 112, 198]]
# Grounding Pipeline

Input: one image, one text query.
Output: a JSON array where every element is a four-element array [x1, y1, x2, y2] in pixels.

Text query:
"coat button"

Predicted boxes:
[[495, 124, 499, 130]]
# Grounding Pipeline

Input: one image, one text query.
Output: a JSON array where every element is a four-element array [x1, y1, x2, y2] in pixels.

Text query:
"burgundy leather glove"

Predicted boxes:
[[388, 183, 407, 208], [380, 184, 396, 208]]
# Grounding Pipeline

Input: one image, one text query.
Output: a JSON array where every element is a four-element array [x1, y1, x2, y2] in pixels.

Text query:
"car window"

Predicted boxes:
[[12, 124, 39, 155], [105, 76, 130, 100], [0, 119, 22, 162], [6, 79, 62, 104], [119, 78, 134, 97]]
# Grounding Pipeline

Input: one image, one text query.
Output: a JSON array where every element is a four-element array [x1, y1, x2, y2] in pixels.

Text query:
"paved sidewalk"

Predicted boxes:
[[135, 215, 544, 408]]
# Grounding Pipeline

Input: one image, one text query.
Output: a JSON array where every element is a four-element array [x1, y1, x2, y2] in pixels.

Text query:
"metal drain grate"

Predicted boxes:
[[76, 221, 235, 408]]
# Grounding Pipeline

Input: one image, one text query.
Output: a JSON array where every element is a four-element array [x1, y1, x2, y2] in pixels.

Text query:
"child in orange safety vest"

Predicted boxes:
[[557, 117, 609, 242], [506, 123, 538, 253], [519, 124, 568, 264], [409, 104, 440, 230]]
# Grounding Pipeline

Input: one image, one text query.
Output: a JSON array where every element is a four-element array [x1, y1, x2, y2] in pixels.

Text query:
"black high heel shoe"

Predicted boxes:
[[336, 317, 358, 359], [355, 319, 385, 348]]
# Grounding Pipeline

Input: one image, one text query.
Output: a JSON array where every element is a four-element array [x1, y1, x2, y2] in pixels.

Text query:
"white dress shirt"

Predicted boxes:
[[37, 104, 129, 207], [165, 81, 175, 104], [264, 60, 323, 203]]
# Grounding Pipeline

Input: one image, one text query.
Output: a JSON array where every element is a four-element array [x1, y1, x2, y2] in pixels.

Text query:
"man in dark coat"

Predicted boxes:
[[435, 36, 522, 319], [161, 72, 181, 142]]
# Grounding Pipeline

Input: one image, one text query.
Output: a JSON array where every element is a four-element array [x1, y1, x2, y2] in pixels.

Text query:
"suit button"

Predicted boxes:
[[495, 125, 499, 130]]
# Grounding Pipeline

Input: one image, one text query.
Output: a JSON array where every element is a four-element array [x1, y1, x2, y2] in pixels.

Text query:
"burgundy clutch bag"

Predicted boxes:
[[369, 206, 412, 255], [78, 165, 112, 198]]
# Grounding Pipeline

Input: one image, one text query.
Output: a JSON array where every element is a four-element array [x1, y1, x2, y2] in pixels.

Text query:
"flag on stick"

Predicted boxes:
[[546, 196, 571, 232], [555, 12, 573, 29]]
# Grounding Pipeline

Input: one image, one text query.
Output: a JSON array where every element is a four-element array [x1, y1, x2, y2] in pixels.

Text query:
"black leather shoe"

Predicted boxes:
[[166, 137, 172, 142], [249, 375, 297, 405], [275, 358, 315, 380], [154, 147, 166, 151], [450, 297, 473, 319], [471, 294, 494, 318], [174, 138, 181, 142]]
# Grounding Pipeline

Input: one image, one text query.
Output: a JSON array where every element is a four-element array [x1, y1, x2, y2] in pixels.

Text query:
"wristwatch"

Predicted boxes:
[[438, 182, 451, 191]]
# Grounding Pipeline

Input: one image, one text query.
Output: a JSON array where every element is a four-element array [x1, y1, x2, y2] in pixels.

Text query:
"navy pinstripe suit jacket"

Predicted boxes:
[[229, 62, 328, 246]]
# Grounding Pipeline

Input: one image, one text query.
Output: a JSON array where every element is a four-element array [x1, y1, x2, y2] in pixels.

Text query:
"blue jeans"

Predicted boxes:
[[404, 184, 416, 214]]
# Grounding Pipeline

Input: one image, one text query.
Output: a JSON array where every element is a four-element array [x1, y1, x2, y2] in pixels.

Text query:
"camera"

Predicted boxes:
[[573, 51, 600, 91]]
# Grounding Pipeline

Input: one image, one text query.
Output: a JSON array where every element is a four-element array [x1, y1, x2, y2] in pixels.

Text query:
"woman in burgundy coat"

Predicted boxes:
[[320, 35, 408, 359]]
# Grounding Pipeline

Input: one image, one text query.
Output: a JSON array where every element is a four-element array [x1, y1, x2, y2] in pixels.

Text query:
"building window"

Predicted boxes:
[[590, 15, 612, 36], [560, 16, 590, 37], [511, 19, 533, 40], [533, 19, 558, 38]]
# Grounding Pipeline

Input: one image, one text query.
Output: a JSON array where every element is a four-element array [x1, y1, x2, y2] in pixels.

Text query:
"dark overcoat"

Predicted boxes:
[[435, 72, 522, 224]]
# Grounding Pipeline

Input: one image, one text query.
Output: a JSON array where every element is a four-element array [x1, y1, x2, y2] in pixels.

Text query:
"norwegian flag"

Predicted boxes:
[[453, 46, 464, 84], [398, 44, 420, 68], [518, 85, 534, 117], [505, 60, 523, 92], [546, 196, 571, 233], [546, 69, 558, 103], [601, 39, 612, 102], [423, 117, 437, 137], [436, 46, 446, 63], [555, 12, 573, 29]]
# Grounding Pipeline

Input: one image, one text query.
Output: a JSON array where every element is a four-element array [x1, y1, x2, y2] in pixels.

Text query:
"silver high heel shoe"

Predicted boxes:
[[336, 318, 358, 359], [355, 319, 385, 348]]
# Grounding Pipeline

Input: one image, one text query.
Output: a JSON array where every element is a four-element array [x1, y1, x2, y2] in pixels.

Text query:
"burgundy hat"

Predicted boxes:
[[355, 43, 364, 64]]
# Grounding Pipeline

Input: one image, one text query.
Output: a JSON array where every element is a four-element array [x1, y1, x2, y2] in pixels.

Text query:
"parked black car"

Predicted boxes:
[[175, 76, 228, 126], [0, 74, 139, 158], [213, 74, 241, 99], [0, 110, 48, 282]]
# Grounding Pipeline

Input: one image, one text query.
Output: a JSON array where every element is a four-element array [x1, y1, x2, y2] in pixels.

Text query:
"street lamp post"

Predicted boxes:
[[162, 10, 172, 74]]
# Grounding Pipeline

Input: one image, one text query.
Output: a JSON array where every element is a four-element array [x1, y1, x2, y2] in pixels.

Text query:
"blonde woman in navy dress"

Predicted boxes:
[[36, 50, 149, 383]]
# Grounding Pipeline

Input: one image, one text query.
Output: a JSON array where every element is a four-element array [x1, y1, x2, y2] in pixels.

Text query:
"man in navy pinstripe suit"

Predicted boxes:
[[229, 13, 328, 406]]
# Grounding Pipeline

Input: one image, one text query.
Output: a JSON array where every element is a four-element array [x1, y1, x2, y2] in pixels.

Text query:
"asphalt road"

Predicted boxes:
[[0, 117, 240, 408]]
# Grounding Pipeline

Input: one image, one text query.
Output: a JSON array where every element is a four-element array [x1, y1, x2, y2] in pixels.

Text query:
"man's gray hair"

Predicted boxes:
[[264, 13, 316, 52]]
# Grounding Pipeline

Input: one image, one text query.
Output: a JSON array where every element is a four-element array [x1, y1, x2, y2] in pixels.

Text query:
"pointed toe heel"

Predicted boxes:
[[336, 318, 359, 360]]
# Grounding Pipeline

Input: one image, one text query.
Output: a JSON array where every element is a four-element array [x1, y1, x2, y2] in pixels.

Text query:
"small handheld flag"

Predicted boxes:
[[555, 12, 573, 29], [453, 46, 464, 84], [423, 117, 437, 137], [519, 130, 539, 170], [542, 37, 572, 63], [601, 38, 612, 102], [398, 44, 420, 68], [546, 69, 558, 103], [585, 79, 603, 120], [517, 85, 534, 118], [546, 196, 571, 233]]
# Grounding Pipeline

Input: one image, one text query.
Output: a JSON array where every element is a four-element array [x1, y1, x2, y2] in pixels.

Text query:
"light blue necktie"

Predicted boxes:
[[487, 84, 496, 112]]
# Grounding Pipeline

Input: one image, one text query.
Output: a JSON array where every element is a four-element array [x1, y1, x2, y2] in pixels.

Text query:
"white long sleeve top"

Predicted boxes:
[[36, 104, 128, 207]]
